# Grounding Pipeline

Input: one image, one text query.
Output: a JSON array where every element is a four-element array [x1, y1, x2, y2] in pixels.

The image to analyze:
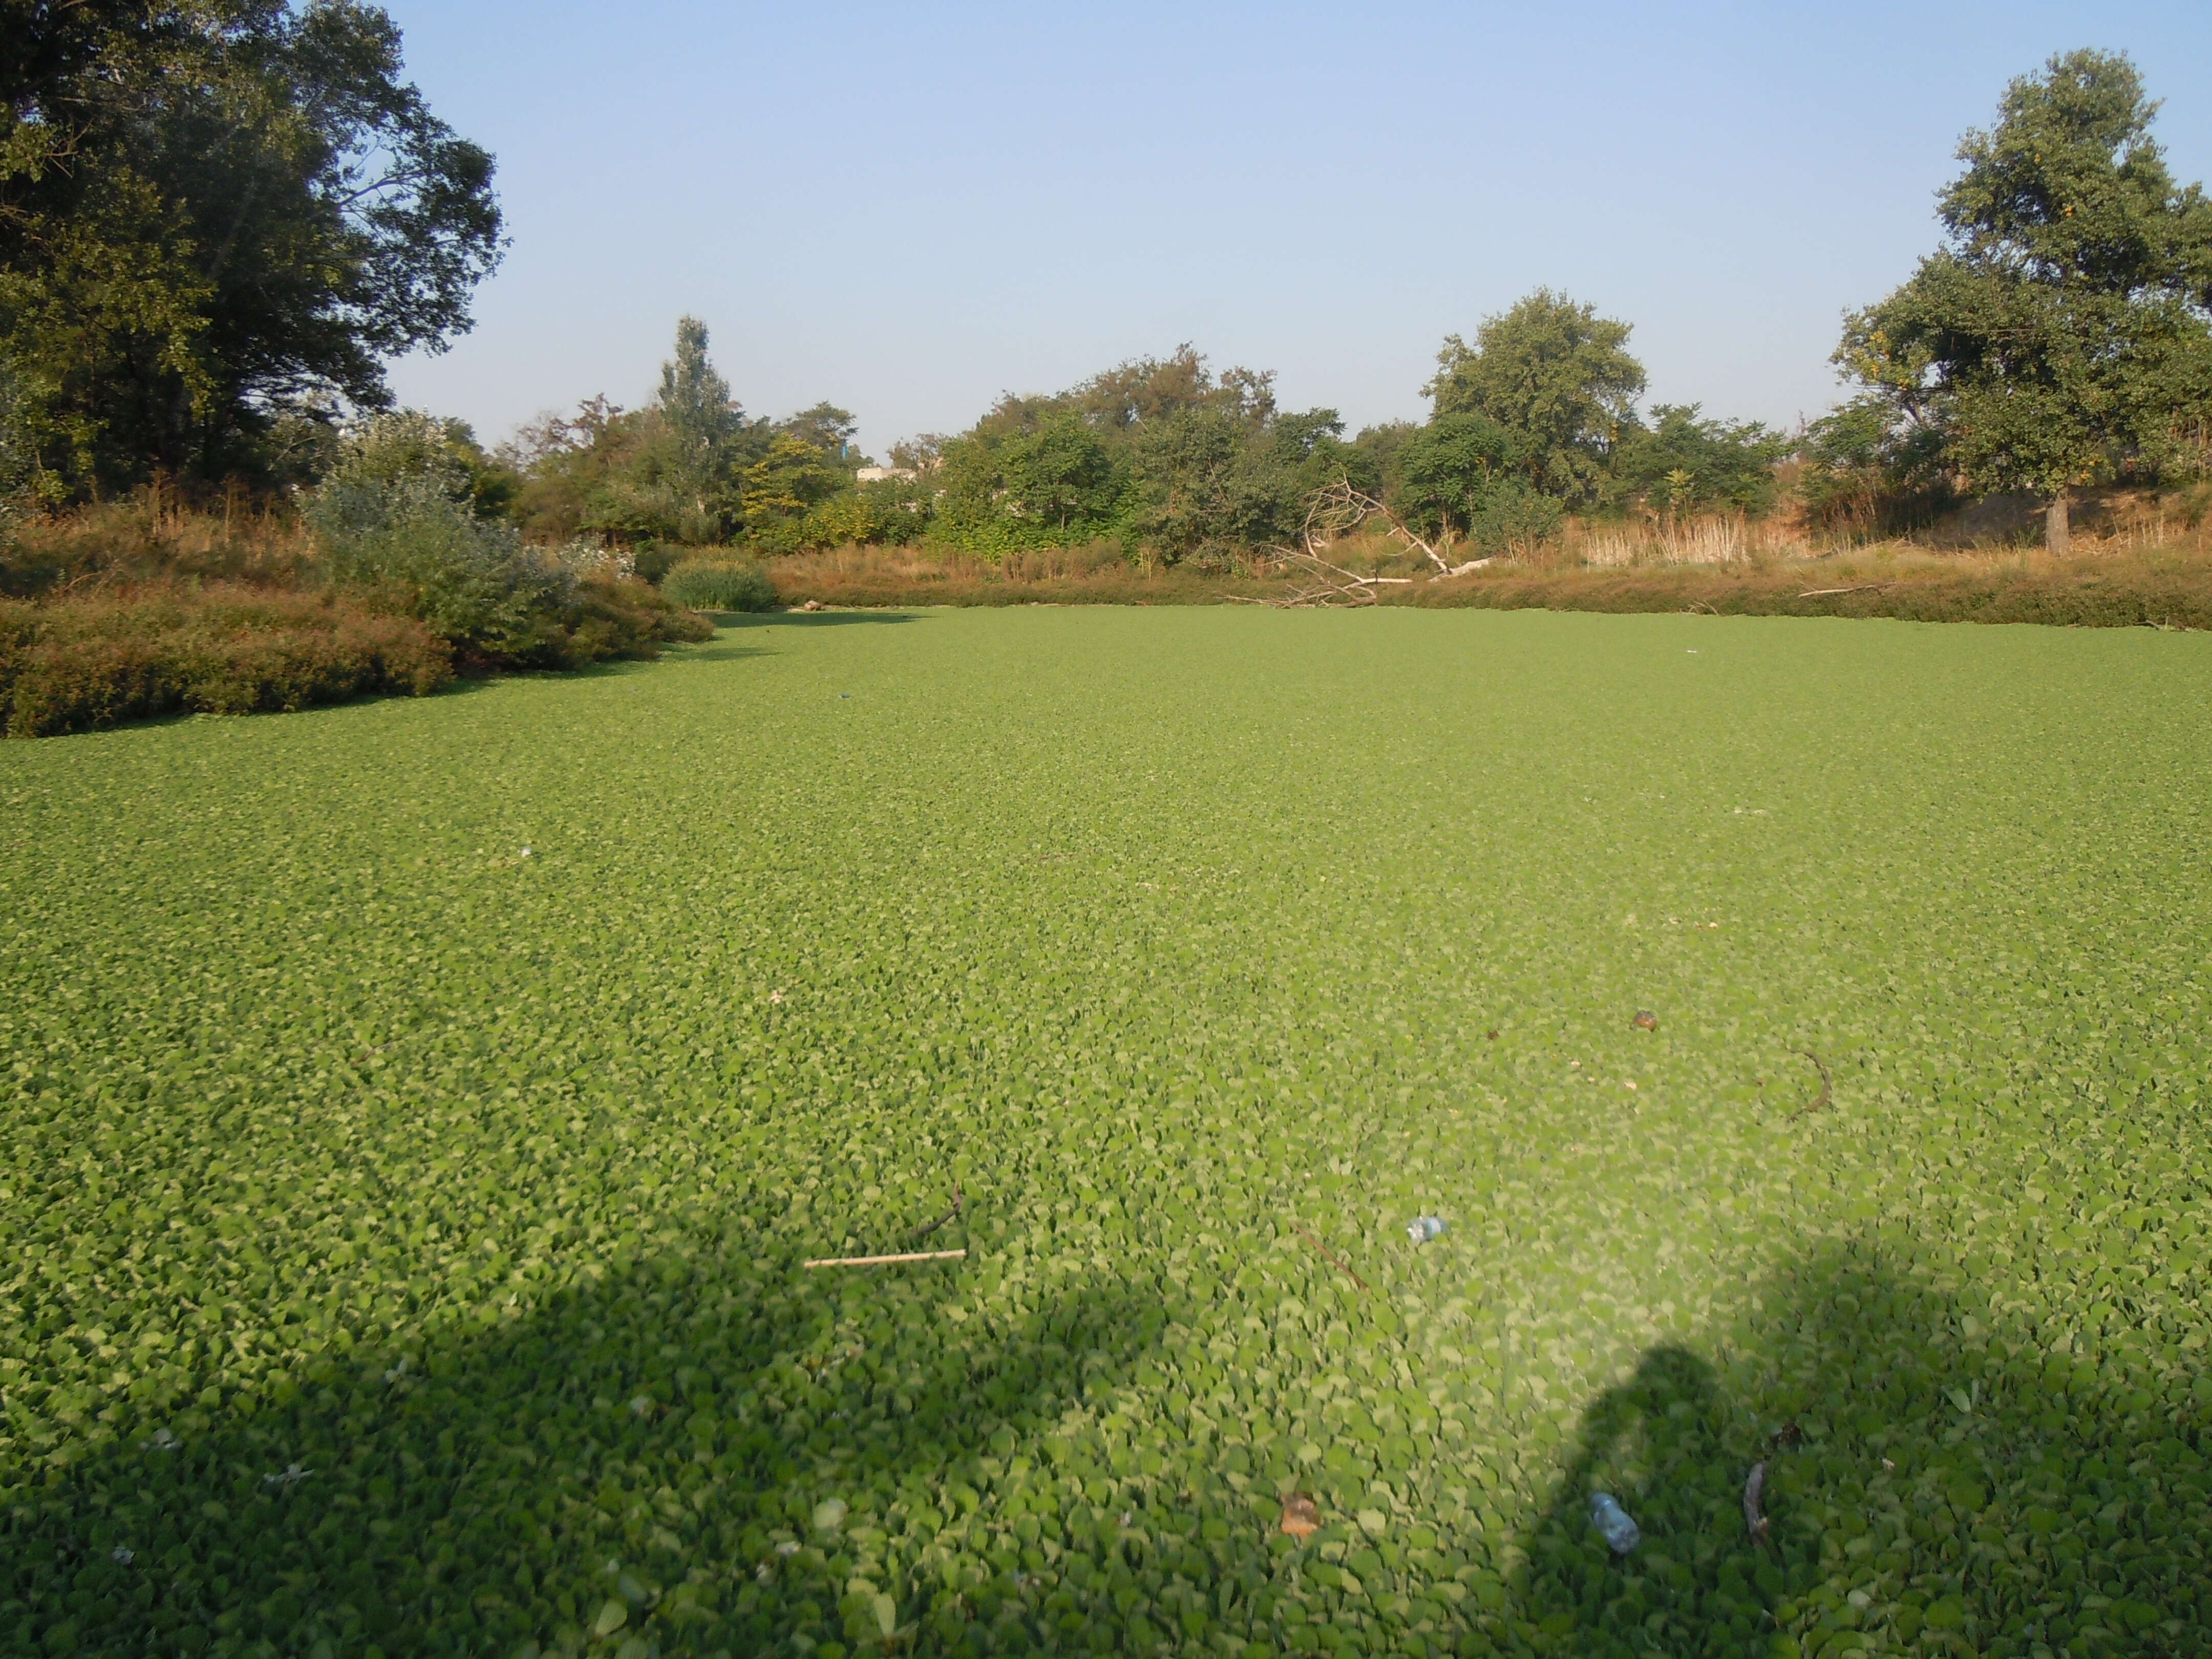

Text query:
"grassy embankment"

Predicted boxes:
[[0, 505, 708, 737], [5, 608, 2209, 1656], [763, 514, 2212, 629]]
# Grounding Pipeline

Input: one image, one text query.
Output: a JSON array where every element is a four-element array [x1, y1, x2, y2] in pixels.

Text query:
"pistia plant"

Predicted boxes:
[[1, 606, 2208, 1657]]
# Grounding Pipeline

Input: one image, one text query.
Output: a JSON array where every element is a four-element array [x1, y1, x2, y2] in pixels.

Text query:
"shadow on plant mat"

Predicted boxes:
[[11, 1234, 2208, 1656], [9, 1228, 1193, 1656], [1513, 1252, 2208, 1656]]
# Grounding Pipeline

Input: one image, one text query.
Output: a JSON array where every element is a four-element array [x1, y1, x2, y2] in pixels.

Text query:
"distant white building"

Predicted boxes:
[[856, 466, 919, 484]]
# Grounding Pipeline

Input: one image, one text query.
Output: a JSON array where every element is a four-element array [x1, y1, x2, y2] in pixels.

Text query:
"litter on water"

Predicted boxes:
[[1589, 1491, 1641, 1555]]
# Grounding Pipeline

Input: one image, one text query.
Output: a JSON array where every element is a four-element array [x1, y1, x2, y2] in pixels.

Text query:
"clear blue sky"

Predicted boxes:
[[382, 1, 2212, 461]]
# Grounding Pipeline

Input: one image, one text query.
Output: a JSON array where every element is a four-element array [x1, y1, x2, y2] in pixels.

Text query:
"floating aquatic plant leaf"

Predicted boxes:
[[2, 609, 2207, 1655]]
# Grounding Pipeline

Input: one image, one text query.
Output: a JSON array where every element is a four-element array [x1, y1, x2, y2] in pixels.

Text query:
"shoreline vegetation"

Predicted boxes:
[[754, 517, 2212, 631], [7, 494, 2206, 742], [7, 482, 2210, 736], [10, 46, 2212, 738]]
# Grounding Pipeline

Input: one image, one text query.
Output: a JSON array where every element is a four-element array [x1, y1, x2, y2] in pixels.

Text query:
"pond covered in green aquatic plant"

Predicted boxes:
[[4, 607, 2208, 1657]]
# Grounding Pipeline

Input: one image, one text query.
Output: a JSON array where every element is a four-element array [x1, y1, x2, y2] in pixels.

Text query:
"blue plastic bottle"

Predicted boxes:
[[1589, 1491, 1641, 1555]]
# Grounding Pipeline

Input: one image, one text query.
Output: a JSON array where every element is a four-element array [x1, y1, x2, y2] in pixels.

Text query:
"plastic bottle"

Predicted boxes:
[[1406, 1216, 1447, 1243], [1588, 1491, 1641, 1555]]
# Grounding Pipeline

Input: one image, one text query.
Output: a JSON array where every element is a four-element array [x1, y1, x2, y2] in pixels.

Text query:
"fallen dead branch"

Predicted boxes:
[[1248, 480, 1494, 607], [1798, 583, 1893, 599], [1293, 1224, 1369, 1291], [803, 1249, 967, 1269]]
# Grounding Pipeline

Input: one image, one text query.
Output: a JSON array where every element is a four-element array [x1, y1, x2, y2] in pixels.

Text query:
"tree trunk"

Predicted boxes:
[[2045, 491, 2071, 555]]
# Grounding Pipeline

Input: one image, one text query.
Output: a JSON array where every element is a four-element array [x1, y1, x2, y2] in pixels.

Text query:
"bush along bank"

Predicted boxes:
[[0, 412, 718, 738], [0, 585, 449, 738], [0, 575, 709, 739]]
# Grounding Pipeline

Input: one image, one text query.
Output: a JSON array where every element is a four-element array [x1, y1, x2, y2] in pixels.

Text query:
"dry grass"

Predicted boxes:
[[762, 542, 1281, 607], [753, 506, 2212, 630], [5, 497, 314, 597], [1570, 513, 1801, 568], [1406, 540, 2212, 629], [0, 582, 451, 737]]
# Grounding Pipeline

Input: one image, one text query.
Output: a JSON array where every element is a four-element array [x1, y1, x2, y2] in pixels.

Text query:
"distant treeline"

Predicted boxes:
[[4, 9, 2209, 567], [356, 306, 1800, 571]]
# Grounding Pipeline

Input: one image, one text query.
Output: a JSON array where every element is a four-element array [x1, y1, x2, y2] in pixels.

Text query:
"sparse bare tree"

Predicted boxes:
[[1233, 478, 1494, 607]]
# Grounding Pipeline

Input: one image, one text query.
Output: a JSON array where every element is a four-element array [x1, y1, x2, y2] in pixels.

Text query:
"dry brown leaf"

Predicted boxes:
[[1278, 1494, 1320, 1541]]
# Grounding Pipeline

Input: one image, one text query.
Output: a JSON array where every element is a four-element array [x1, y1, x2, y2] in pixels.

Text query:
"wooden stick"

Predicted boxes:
[[803, 1248, 966, 1269], [1293, 1226, 1369, 1292], [1798, 583, 1892, 598]]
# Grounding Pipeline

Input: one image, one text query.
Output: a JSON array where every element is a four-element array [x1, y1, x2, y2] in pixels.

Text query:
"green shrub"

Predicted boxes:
[[561, 577, 715, 657], [663, 557, 777, 611], [0, 584, 451, 737], [1471, 482, 1566, 555], [307, 473, 574, 663], [306, 432, 711, 666]]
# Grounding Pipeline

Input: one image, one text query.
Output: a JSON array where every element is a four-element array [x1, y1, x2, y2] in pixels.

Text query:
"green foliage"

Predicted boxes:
[[4, 609, 2210, 1654], [320, 408, 518, 522], [1128, 404, 1274, 564], [1610, 405, 1790, 515], [0, 583, 449, 736], [1000, 413, 1121, 536], [309, 472, 572, 663], [308, 414, 706, 668], [662, 558, 777, 612], [500, 330, 873, 557], [1795, 396, 1954, 536], [1426, 290, 1647, 502], [740, 436, 857, 552], [0, 359, 33, 563], [1839, 50, 2212, 515], [926, 347, 1347, 564], [656, 316, 747, 543], [1467, 479, 1566, 555], [1398, 413, 1522, 542], [0, 0, 503, 496]]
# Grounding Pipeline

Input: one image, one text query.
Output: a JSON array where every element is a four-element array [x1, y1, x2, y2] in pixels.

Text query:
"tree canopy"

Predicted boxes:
[[1, 0, 504, 496], [1837, 49, 2212, 548], [1425, 290, 1646, 502], [919, 346, 1352, 564]]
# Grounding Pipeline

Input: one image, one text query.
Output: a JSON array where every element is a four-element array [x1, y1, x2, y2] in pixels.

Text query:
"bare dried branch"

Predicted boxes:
[[1248, 476, 1496, 607]]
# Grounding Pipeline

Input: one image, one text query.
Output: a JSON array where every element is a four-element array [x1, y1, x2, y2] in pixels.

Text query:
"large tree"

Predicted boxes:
[[1, 0, 504, 494], [1424, 290, 1645, 502], [653, 315, 745, 540], [1838, 50, 2212, 550]]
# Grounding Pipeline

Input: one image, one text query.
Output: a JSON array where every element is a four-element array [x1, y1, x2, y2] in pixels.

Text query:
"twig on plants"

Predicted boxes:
[[1798, 583, 1892, 599], [909, 1183, 964, 1245], [1793, 1049, 1833, 1115], [803, 1249, 967, 1269], [1293, 1224, 1369, 1292]]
